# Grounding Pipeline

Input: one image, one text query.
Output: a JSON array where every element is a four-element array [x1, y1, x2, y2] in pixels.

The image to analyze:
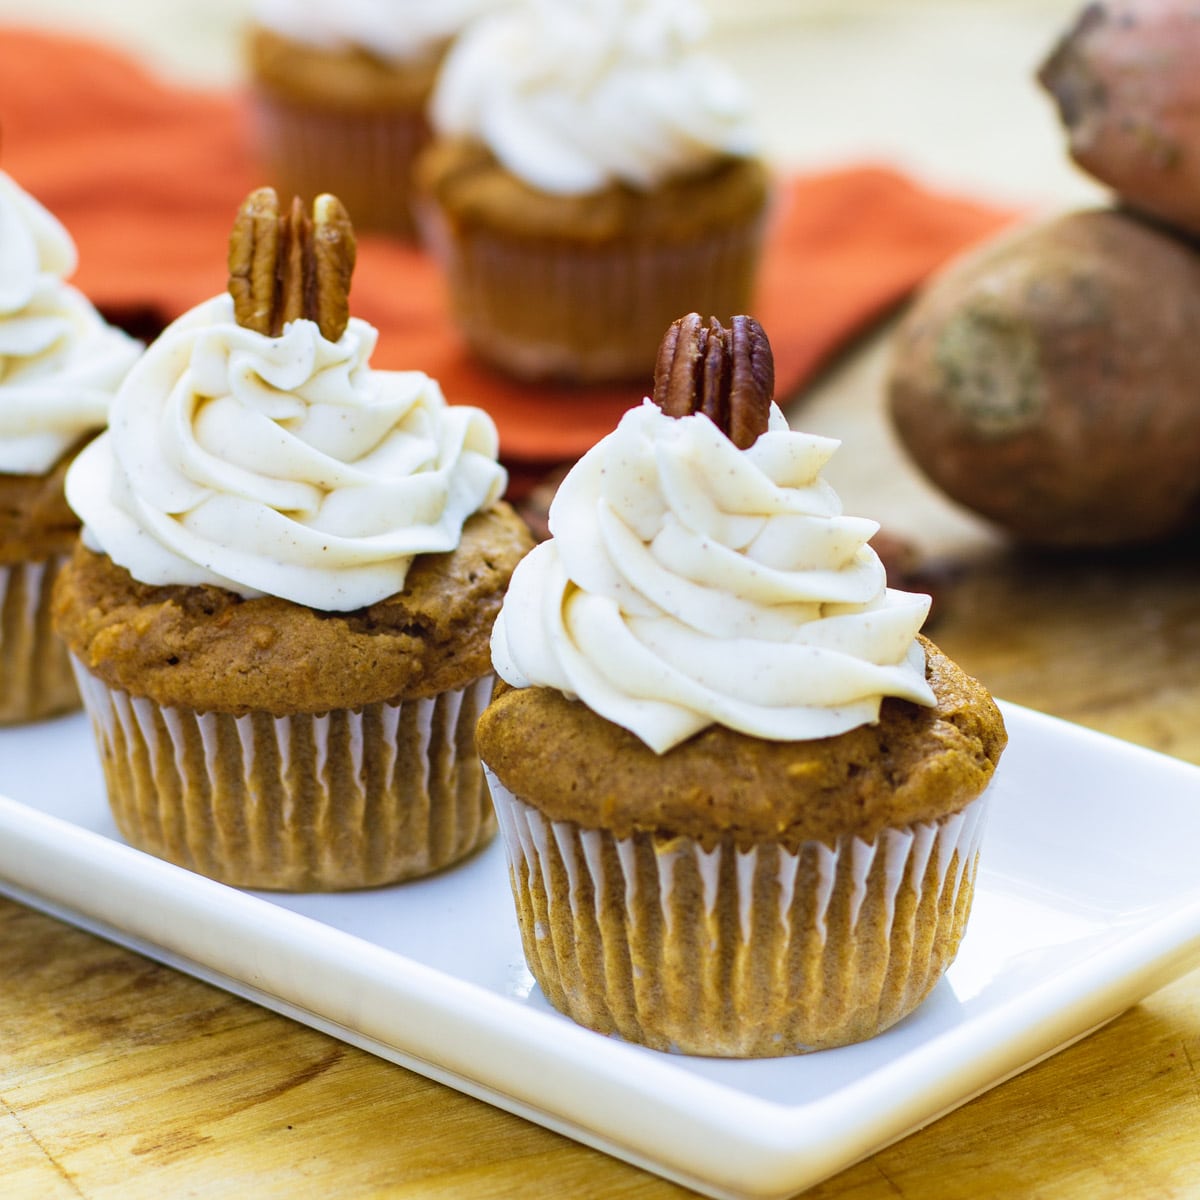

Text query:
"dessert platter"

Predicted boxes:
[[2, 700, 1199, 1200]]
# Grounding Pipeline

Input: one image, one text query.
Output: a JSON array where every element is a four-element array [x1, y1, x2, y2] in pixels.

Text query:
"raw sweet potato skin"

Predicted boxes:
[[886, 209, 1200, 546], [1039, 0, 1200, 235]]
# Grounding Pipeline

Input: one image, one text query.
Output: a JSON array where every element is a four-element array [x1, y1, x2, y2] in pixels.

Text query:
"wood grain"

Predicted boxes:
[[931, 541, 1200, 766], [0, 900, 689, 1198]]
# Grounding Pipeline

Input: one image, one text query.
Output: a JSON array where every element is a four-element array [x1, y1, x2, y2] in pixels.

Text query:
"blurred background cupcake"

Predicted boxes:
[[416, 0, 770, 383], [0, 169, 140, 724], [246, 0, 504, 239]]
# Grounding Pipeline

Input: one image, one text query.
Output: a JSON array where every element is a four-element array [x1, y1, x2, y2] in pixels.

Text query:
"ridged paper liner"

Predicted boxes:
[[419, 204, 765, 383], [0, 554, 79, 725], [250, 95, 428, 238], [72, 662, 496, 891], [488, 768, 990, 1056]]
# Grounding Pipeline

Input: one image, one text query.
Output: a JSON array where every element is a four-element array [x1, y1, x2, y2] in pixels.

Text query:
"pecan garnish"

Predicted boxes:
[[652, 314, 774, 449], [227, 187, 356, 342]]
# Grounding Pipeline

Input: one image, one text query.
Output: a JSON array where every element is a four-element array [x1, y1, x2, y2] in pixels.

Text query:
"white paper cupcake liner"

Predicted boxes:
[[0, 554, 79, 724], [73, 661, 496, 890], [418, 203, 765, 383], [487, 768, 990, 1056]]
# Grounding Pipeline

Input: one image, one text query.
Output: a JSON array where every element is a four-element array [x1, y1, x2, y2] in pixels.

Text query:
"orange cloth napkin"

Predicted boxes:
[[0, 27, 1012, 472]]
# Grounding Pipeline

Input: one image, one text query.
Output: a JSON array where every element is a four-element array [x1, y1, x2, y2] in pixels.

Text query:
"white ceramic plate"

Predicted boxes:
[[2, 702, 1200, 1200]]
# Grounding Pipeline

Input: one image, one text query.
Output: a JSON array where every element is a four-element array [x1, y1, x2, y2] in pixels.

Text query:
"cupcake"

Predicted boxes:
[[53, 187, 533, 890], [415, 0, 769, 383], [0, 170, 141, 724], [476, 314, 1007, 1056], [246, 0, 502, 238]]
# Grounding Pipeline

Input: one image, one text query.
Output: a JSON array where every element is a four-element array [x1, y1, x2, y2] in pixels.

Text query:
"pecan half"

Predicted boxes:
[[652, 314, 774, 448], [228, 188, 356, 342]]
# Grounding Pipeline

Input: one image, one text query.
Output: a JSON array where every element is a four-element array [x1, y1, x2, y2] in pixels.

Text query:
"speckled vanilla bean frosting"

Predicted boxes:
[[65, 294, 506, 611], [491, 399, 935, 752], [430, 0, 758, 195], [0, 171, 140, 475]]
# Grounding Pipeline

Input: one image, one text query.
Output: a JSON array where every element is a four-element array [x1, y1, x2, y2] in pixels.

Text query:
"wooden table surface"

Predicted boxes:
[[4, 317, 1200, 1199]]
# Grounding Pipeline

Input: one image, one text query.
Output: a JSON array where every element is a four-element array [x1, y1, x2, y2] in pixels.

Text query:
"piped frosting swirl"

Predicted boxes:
[[492, 396, 935, 754], [67, 295, 506, 610], [430, 0, 758, 195], [0, 171, 140, 475]]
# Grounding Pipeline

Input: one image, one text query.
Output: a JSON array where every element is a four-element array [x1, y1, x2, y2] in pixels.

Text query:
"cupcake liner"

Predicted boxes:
[[0, 554, 79, 724], [250, 94, 429, 238], [73, 662, 496, 890], [488, 768, 990, 1056], [419, 204, 765, 383]]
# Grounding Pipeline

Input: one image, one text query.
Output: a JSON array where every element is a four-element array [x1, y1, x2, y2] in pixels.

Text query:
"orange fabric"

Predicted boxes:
[[0, 26, 1012, 471]]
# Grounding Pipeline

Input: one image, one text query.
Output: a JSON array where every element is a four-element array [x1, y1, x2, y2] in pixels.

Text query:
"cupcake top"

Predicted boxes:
[[430, 0, 758, 195], [65, 189, 507, 613], [250, 0, 503, 63], [0, 170, 140, 476], [491, 315, 936, 754]]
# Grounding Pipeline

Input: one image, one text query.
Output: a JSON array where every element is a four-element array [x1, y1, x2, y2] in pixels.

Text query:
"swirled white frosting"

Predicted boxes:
[[0, 171, 140, 475], [431, 0, 758, 195], [252, 0, 503, 62], [492, 400, 935, 753], [67, 295, 507, 611]]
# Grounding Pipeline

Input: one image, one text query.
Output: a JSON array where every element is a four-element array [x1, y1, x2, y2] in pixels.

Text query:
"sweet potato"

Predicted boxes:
[[1039, 1, 1200, 236], [886, 209, 1200, 546]]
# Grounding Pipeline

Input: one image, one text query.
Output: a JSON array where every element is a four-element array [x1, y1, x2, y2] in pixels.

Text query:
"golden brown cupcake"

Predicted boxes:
[[415, 0, 769, 383], [53, 188, 533, 890], [476, 315, 1006, 1055], [246, 1, 503, 238], [0, 170, 140, 724]]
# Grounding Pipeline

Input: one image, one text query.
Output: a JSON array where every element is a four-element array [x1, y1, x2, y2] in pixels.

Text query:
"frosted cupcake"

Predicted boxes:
[[0, 170, 140, 724], [247, 0, 503, 238], [416, 0, 769, 383], [476, 314, 1006, 1055], [53, 188, 533, 890]]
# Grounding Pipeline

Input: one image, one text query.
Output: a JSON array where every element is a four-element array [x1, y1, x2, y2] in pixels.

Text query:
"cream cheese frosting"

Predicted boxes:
[[251, 0, 503, 62], [66, 295, 507, 612], [430, 0, 758, 195], [0, 171, 141, 475], [491, 400, 935, 753]]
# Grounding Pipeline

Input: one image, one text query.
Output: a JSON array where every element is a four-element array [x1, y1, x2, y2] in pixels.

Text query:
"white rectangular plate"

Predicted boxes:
[[2, 701, 1200, 1200]]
